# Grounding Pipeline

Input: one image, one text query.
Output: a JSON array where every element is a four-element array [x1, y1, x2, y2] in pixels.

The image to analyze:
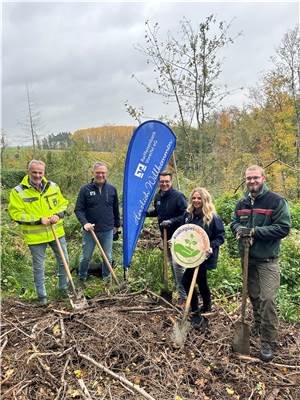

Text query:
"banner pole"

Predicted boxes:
[[172, 152, 180, 190], [123, 267, 127, 281]]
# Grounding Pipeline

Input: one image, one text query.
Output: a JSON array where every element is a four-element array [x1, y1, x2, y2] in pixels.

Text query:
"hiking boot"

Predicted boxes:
[[191, 314, 208, 331], [251, 322, 261, 337], [38, 297, 48, 306], [260, 342, 274, 362], [199, 304, 212, 313]]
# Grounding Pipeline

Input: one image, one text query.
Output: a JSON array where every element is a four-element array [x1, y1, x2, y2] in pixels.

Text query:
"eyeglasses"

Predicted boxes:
[[159, 180, 171, 184], [246, 176, 262, 181]]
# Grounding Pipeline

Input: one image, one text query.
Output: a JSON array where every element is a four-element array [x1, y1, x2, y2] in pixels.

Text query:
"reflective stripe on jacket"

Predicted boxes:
[[8, 175, 68, 245]]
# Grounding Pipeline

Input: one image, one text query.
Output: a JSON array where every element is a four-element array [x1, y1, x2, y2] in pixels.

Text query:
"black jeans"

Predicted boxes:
[[182, 267, 211, 312]]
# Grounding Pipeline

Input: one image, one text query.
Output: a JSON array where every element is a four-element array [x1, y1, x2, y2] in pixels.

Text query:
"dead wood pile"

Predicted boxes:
[[1, 291, 300, 400]]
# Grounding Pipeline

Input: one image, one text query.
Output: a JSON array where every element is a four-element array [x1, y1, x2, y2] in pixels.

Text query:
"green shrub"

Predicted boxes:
[[289, 201, 300, 230], [2, 169, 26, 188], [129, 248, 164, 292], [208, 245, 241, 295], [214, 192, 241, 225], [278, 284, 300, 324], [224, 225, 239, 258], [280, 232, 300, 288]]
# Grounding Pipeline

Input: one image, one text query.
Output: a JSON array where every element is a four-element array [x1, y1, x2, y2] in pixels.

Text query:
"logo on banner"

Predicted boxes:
[[134, 163, 147, 178], [171, 224, 210, 268]]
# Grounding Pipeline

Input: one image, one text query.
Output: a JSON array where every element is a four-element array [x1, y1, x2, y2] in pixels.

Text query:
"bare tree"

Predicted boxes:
[[18, 85, 43, 156], [272, 26, 300, 198], [1, 129, 8, 166], [133, 15, 240, 171]]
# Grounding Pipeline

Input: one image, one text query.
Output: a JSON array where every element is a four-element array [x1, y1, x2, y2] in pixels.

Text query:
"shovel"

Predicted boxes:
[[232, 237, 251, 355], [90, 230, 121, 288], [160, 228, 173, 302], [172, 265, 199, 348], [50, 225, 88, 310]]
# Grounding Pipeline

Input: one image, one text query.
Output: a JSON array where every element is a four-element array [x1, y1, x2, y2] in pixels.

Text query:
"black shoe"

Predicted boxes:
[[191, 314, 208, 331], [251, 322, 261, 337], [260, 342, 274, 362], [199, 304, 212, 313]]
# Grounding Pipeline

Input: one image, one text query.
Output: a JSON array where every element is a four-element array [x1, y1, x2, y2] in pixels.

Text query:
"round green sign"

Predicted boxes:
[[171, 224, 210, 268]]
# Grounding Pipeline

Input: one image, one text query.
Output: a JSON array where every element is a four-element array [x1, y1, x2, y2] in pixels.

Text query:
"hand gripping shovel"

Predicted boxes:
[[50, 225, 88, 310], [90, 230, 121, 288], [160, 228, 173, 302], [172, 265, 199, 348], [232, 237, 251, 355]]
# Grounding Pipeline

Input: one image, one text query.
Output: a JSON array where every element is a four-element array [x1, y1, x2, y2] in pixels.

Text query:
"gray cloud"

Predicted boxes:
[[2, 1, 298, 145]]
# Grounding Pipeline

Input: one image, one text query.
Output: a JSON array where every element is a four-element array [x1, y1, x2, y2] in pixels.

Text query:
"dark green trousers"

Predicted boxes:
[[247, 258, 280, 344]]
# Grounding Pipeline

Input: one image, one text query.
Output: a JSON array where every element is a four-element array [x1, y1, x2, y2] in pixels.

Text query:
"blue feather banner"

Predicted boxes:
[[123, 120, 176, 268]]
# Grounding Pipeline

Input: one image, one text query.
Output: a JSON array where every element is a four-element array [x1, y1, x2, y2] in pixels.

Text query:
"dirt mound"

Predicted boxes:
[[1, 292, 300, 399], [140, 227, 162, 249]]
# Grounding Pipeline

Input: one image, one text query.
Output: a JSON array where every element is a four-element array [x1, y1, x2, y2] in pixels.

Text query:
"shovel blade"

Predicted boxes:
[[232, 321, 250, 355], [172, 320, 191, 348], [68, 292, 89, 310]]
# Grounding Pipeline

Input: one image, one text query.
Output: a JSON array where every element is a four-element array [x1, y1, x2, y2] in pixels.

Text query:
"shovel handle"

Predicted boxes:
[[90, 230, 120, 286], [241, 238, 250, 323], [163, 228, 169, 291], [182, 266, 199, 322], [50, 225, 77, 296]]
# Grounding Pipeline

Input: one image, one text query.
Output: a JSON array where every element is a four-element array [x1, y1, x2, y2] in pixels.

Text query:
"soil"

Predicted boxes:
[[1, 291, 300, 400]]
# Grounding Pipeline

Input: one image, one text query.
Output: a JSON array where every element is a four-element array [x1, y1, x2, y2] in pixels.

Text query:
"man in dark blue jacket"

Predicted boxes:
[[75, 162, 120, 283], [146, 171, 188, 305]]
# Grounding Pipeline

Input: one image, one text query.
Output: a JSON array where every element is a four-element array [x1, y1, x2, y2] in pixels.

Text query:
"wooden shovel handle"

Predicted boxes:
[[50, 225, 76, 295], [241, 238, 250, 323], [183, 266, 199, 322], [163, 228, 169, 291], [90, 230, 120, 286]]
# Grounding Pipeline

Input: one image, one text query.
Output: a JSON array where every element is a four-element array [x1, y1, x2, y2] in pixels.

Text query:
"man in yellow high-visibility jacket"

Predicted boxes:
[[8, 160, 69, 305]]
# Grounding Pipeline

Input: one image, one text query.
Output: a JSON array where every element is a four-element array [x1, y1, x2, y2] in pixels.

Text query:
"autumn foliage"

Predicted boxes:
[[72, 125, 135, 151]]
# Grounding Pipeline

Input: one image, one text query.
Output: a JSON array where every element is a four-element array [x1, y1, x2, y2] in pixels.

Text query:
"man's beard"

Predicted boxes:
[[248, 183, 263, 194]]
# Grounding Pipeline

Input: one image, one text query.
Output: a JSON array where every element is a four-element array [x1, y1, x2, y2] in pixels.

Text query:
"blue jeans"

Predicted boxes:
[[29, 236, 69, 299], [78, 229, 113, 280]]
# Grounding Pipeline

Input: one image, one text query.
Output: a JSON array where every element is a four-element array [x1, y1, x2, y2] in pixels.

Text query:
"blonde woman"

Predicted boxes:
[[177, 187, 225, 328]]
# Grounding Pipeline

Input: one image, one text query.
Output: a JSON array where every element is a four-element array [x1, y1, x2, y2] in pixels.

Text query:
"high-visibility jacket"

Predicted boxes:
[[8, 175, 68, 245]]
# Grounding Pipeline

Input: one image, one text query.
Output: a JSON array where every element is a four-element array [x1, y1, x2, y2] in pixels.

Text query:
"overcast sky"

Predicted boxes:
[[1, 1, 299, 146]]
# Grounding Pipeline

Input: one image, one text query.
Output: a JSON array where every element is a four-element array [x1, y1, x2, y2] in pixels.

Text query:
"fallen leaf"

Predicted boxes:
[[195, 378, 206, 387], [226, 387, 235, 395], [52, 324, 61, 337], [74, 369, 82, 378], [67, 388, 81, 398]]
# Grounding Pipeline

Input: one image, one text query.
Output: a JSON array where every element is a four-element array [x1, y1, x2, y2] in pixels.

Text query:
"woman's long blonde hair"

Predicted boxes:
[[187, 187, 216, 226]]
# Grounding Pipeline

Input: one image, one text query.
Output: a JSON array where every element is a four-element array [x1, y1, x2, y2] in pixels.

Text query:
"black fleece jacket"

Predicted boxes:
[[147, 187, 187, 240], [75, 180, 120, 232]]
